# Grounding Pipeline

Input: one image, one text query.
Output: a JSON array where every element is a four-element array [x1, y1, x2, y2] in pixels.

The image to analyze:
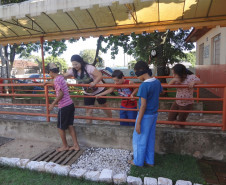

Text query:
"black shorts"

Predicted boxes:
[[84, 88, 107, 106], [57, 103, 75, 130]]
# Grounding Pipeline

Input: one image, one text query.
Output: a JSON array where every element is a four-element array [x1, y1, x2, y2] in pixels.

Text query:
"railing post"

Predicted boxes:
[[10, 79, 15, 99], [222, 87, 226, 131], [196, 87, 200, 103], [44, 85, 50, 122]]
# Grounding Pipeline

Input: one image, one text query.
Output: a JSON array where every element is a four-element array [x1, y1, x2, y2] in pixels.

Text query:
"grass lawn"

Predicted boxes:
[[0, 165, 108, 185], [129, 153, 206, 184]]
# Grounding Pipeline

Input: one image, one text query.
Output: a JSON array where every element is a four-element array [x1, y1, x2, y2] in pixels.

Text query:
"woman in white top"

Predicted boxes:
[[64, 55, 112, 123]]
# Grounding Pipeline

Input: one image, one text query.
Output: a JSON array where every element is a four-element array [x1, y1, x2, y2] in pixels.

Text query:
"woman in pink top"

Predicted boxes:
[[168, 64, 202, 127], [64, 55, 112, 123]]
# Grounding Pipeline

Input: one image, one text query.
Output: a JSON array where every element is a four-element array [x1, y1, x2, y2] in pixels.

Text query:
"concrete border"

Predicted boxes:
[[0, 119, 225, 161]]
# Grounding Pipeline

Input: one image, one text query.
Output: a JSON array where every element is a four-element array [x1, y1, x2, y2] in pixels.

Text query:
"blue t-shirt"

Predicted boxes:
[[137, 78, 162, 115]]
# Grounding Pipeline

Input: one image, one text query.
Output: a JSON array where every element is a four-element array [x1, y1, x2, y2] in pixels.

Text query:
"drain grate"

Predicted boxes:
[[30, 149, 84, 166]]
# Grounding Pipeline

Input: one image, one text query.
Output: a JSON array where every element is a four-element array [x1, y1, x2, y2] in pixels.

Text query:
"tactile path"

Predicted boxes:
[[0, 136, 14, 146], [30, 149, 84, 166]]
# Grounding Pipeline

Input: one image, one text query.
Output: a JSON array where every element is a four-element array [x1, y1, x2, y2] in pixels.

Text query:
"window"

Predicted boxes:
[[212, 34, 221, 65], [199, 43, 204, 65]]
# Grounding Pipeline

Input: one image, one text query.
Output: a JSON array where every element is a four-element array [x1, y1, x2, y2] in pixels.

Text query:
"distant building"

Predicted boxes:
[[186, 26, 226, 97], [11, 60, 39, 77]]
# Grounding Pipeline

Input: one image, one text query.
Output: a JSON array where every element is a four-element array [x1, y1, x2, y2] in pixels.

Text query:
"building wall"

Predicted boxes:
[[196, 26, 226, 97]]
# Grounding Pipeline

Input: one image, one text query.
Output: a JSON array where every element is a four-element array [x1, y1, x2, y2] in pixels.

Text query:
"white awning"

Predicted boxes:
[[0, 0, 226, 45]]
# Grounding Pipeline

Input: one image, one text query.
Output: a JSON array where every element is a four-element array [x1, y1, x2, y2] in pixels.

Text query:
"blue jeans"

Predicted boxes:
[[133, 113, 158, 166], [120, 105, 137, 126]]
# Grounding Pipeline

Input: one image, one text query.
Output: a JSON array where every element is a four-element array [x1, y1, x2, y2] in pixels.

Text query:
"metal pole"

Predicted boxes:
[[45, 85, 50, 122], [40, 37, 46, 79]]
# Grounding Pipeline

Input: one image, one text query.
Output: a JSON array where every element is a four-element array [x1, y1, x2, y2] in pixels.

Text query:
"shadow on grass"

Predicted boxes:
[[128, 153, 206, 184]]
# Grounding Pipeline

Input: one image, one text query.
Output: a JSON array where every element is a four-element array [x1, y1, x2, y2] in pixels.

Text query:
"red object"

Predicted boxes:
[[118, 80, 137, 108], [0, 78, 3, 93]]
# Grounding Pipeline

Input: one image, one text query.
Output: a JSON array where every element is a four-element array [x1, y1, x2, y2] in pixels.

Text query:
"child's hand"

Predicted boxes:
[[136, 123, 141, 134], [96, 94, 101, 99], [188, 81, 195, 88], [90, 82, 96, 87], [49, 104, 54, 111], [130, 95, 135, 101]]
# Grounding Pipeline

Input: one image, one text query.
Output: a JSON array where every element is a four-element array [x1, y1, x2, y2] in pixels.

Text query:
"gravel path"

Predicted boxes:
[[71, 147, 133, 174]]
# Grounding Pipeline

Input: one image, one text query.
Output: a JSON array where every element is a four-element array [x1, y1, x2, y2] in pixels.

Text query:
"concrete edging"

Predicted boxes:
[[0, 119, 225, 161]]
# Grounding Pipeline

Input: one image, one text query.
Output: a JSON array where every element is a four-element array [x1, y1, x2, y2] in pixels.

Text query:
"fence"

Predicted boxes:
[[0, 77, 225, 130]]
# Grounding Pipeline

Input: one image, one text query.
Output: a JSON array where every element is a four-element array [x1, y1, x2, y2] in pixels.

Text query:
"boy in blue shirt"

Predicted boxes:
[[128, 60, 162, 167]]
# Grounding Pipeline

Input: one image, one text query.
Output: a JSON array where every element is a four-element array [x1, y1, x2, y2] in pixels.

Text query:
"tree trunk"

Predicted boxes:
[[93, 35, 103, 66]]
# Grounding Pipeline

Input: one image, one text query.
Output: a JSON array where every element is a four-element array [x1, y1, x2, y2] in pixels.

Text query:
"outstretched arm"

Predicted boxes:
[[63, 72, 73, 80], [96, 87, 115, 98], [90, 68, 102, 87], [129, 81, 138, 97]]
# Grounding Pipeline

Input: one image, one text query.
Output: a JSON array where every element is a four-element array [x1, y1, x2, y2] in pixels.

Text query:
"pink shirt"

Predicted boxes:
[[67, 65, 104, 95], [54, 75, 73, 108], [176, 74, 200, 106]]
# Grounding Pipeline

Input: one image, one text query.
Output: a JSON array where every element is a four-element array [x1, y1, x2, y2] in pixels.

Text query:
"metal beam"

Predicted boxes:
[[65, 12, 79, 30], [108, 6, 117, 26], [0, 21, 19, 37], [86, 9, 98, 28], [12, 19, 32, 36], [42, 12, 62, 32], [26, 15, 46, 33], [0, 19, 43, 33]]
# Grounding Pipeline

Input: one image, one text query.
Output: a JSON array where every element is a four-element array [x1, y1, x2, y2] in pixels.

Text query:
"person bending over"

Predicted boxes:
[[96, 70, 138, 126]]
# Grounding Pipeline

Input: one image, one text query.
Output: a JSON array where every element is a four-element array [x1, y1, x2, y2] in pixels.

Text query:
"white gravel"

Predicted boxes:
[[71, 147, 133, 174]]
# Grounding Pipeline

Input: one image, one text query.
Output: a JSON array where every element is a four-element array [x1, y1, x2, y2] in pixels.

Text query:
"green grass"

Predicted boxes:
[[129, 153, 206, 184], [0, 165, 109, 185]]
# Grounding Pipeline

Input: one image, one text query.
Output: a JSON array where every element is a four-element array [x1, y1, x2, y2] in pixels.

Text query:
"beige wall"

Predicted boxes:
[[196, 26, 226, 65]]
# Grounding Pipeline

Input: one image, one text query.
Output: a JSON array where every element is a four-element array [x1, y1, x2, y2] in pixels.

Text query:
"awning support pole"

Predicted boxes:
[[40, 37, 46, 79]]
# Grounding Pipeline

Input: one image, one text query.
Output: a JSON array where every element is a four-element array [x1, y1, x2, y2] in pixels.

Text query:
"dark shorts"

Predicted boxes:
[[168, 102, 193, 122], [84, 88, 107, 106], [57, 103, 75, 130]]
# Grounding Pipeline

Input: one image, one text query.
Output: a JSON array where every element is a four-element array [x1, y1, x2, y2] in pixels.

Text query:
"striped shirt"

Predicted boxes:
[[54, 75, 73, 108]]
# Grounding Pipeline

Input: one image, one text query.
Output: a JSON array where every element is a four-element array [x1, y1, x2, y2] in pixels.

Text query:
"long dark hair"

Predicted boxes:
[[172, 64, 193, 82], [71, 55, 89, 79], [134, 60, 152, 76]]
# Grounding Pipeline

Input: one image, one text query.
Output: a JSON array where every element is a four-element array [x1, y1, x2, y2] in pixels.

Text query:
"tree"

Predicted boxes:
[[185, 51, 196, 67], [0, 0, 26, 4], [44, 56, 68, 73], [1, 40, 76, 77], [128, 60, 137, 69], [79, 49, 104, 68], [100, 29, 195, 83]]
